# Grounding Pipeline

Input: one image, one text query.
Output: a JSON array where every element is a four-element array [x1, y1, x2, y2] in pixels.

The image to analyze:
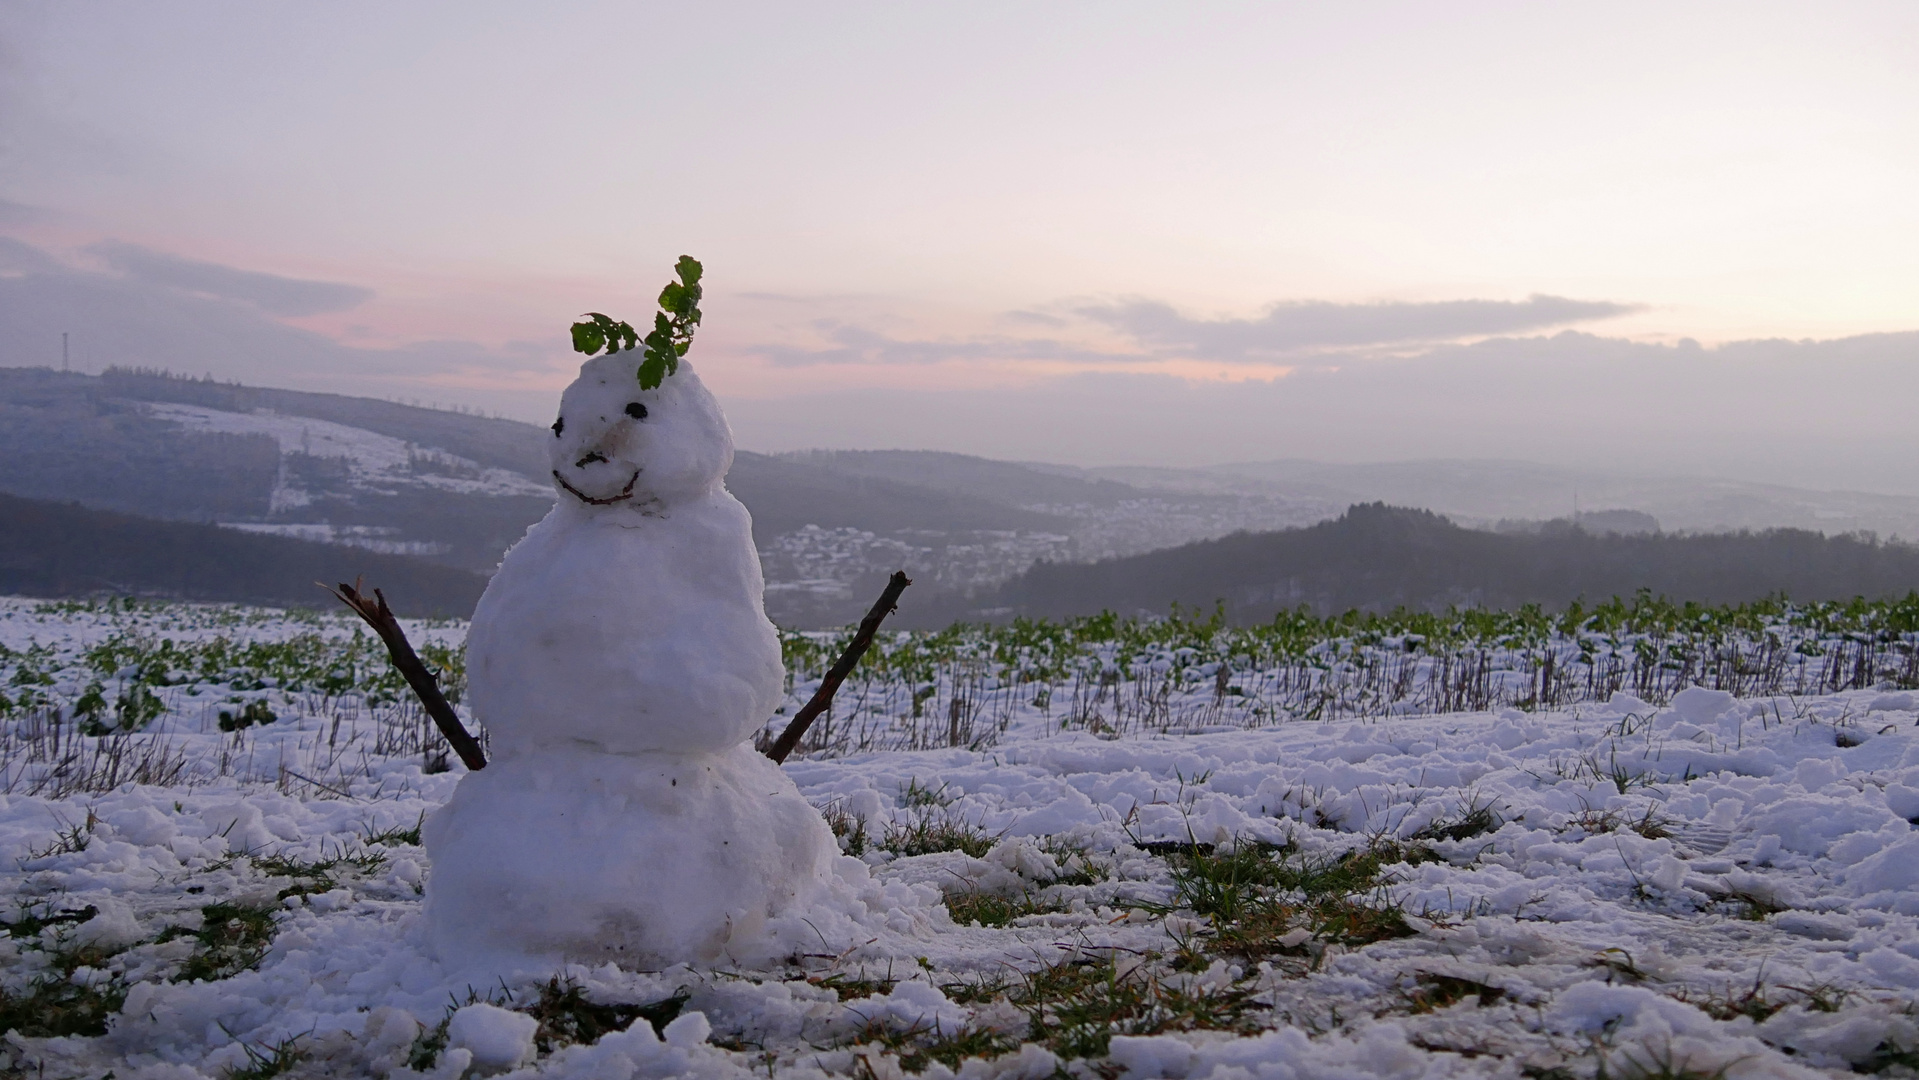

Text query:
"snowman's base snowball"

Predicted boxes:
[[422, 742, 841, 972]]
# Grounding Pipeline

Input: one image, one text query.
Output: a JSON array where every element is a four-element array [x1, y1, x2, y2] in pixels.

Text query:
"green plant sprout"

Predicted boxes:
[[568, 256, 704, 390]]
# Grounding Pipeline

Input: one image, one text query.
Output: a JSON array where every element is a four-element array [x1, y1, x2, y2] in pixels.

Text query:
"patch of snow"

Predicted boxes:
[[217, 522, 452, 557], [142, 400, 550, 501], [447, 1002, 539, 1070]]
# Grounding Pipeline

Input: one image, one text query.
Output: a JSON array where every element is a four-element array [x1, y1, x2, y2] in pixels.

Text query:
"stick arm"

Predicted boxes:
[[322, 578, 488, 771], [765, 571, 911, 764]]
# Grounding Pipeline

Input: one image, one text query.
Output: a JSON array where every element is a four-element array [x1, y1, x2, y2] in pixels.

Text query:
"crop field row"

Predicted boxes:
[[8, 593, 1919, 775]]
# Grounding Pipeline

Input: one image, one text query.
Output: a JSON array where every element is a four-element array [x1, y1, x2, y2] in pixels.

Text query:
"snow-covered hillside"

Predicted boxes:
[[2, 597, 1917, 1078], [145, 402, 552, 507]]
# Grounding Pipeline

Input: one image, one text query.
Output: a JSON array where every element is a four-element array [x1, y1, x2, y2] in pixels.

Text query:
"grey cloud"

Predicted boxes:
[[1080, 294, 1641, 359], [0, 198, 48, 224], [1002, 309, 1070, 328], [0, 238, 554, 409], [735, 291, 840, 304], [750, 292, 1640, 371], [751, 294, 1645, 371], [89, 239, 374, 316], [0, 236, 64, 274], [750, 321, 1140, 367]]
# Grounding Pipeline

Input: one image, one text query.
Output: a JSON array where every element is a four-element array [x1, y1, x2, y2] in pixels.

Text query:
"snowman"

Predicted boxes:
[[421, 331, 842, 971]]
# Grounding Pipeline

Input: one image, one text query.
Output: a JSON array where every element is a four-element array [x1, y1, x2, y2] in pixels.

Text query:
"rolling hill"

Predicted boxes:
[[0, 367, 1331, 623], [15, 365, 1919, 627], [976, 503, 1919, 624]]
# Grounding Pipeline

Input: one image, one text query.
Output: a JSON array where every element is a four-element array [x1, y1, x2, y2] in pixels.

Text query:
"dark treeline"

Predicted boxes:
[[990, 503, 1919, 622], [0, 493, 486, 617]]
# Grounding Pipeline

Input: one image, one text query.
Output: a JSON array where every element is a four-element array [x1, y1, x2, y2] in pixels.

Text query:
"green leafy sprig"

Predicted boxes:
[[569, 313, 637, 359], [641, 256, 703, 390], [568, 256, 704, 391]]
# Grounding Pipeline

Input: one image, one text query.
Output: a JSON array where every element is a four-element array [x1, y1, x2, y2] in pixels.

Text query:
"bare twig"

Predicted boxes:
[[766, 571, 912, 764], [321, 578, 487, 771]]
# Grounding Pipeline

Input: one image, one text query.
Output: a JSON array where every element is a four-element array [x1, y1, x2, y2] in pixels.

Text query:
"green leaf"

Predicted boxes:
[[637, 351, 669, 390], [572, 313, 641, 356], [675, 256, 702, 287], [570, 321, 605, 356]]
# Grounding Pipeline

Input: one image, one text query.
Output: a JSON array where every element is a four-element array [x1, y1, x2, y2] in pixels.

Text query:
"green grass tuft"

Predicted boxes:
[[222, 1033, 308, 1080], [1669, 978, 1788, 1024], [943, 890, 1068, 928], [820, 801, 870, 857], [845, 1017, 1022, 1075], [881, 814, 996, 859], [520, 977, 688, 1051], [0, 974, 128, 1039], [359, 813, 426, 848], [162, 902, 279, 983], [252, 846, 387, 901], [897, 778, 953, 808], [1401, 973, 1506, 1013], [1861, 1040, 1919, 1074], [0, 902, 129, 1038], [809, 972, 899, 1001], [1408, 797, 1504, 843], [1604, 1041, 1740, 1080], [1162, 838, 1420, 962], [1010, 955, 1261, 1061]]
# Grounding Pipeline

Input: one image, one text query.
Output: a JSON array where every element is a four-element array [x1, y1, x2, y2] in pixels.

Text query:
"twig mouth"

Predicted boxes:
[[554, 469, 640, 505]]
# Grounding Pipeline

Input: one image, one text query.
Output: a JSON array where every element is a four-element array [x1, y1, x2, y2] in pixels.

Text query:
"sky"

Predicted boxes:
[[3, 3, 1918, 489]]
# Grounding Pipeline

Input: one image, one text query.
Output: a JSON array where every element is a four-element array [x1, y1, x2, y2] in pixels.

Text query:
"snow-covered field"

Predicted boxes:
[[3, 596, 1918, 1079]]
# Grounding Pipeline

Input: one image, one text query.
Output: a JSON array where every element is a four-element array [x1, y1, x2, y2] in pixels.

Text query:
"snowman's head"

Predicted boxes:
[[547, 354, 733, 508]]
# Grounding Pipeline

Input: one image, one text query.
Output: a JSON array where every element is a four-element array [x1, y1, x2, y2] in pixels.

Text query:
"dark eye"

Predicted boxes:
[[551, 416, 564, 437], [624, 402, 648, 420]]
